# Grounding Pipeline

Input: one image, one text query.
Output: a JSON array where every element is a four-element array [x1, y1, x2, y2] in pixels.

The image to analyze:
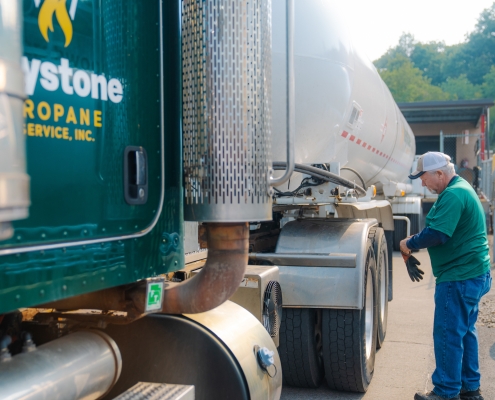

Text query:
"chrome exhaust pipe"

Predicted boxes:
[[182, 0, 273, 223], [0, 331, 122, 400], [178, 0, 273, 314]]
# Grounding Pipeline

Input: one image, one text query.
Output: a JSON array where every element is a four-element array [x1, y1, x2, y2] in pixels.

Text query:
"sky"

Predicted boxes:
[[334, 1, 495, 62]]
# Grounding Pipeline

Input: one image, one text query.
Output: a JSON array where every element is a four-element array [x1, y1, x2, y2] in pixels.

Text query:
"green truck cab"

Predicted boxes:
[[1, 0, 182, 312], [0, 1, 281, 399]]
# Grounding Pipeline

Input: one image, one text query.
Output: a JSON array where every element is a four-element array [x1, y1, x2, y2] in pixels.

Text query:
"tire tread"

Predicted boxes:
[[323, 309, 363, 392], [279, 308, 323, 388], [322, 243, 377, 393]]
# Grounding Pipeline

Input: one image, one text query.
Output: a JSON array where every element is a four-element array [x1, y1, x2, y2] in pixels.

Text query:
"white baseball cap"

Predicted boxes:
[[409, 152, 451, 180]]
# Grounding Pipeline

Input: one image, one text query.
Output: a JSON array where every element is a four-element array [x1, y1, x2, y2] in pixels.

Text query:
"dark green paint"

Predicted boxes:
[[0, 0, 183, 314], [8, 0, 162, 245]]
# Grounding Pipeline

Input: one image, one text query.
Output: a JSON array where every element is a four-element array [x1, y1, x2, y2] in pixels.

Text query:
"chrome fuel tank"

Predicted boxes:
[[271, 0, 415, 189]]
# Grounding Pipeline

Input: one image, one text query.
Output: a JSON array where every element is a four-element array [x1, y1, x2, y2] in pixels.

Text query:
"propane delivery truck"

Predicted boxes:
[[0, 0, 416, 399]]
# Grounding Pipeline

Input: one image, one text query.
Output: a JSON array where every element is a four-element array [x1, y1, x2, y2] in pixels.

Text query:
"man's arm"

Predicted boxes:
[[399, 227, 450, 254]]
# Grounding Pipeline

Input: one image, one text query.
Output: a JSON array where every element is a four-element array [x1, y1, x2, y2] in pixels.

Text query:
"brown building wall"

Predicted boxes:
[[410, 121, 481, 168], [409, 122, 481, 137]]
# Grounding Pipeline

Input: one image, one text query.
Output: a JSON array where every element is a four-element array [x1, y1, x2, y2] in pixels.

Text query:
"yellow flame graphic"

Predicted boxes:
[[38, 0, 73, 47]]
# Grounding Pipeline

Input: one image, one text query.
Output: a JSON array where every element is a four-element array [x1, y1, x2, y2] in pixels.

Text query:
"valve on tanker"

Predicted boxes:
[[0, 0, 30, 240]]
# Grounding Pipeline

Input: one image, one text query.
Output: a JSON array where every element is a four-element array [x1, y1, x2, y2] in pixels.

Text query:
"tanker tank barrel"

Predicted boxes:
[[270, 0, 416, 189]]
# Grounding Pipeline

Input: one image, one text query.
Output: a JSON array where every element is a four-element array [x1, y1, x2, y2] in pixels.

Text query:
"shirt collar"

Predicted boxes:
[[448, 175, 458, 187]]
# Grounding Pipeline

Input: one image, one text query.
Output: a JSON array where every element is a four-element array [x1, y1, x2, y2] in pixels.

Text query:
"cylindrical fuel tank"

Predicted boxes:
[[0, 331, 122, 400], [271, 0, 415, 189], [102, 301, 282, 400]]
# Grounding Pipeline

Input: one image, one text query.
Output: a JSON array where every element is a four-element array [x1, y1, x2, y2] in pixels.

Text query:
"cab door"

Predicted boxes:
[[1, 0, 163, 250]]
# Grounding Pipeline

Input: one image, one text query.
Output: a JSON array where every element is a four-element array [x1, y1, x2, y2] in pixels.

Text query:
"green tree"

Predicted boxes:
[[442, 44, 468, 82], [379, 56, 450, 102], [441, 74, 483, 100], [482, 66, 495, 146], [375, 35, 451, 87], [373, 3, 495, 148], [410, 41, 447, 86], [398, 33, 416, 57], [482, 65, 495, 98], [375, 33, 416, 69], [458, 3, 495, 84]]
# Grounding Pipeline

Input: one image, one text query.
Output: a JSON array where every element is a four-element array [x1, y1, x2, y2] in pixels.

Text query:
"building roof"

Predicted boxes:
[[397, 99, 494, 124]]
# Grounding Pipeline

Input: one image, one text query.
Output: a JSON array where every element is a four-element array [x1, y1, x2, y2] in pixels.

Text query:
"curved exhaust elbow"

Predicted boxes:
[[42, 223, 249, 316], [160, 222, 249, 314]]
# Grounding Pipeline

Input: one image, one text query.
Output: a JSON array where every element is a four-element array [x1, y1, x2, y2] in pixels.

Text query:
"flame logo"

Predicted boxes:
[[38, 0, 73, 47]]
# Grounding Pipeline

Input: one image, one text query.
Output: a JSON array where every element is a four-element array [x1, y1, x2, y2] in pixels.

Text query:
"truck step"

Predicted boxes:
[[113, 382, 194, 400]]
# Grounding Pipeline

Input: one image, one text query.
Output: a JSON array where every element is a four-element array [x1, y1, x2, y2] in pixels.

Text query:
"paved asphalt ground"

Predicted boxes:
[[281, 248, 495, 400]]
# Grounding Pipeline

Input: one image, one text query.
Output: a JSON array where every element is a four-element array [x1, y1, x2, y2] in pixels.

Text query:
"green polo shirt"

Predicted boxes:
[[426, 175, 490, 283]]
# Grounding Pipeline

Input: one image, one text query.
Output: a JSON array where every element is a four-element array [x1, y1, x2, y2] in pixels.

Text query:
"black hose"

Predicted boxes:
[[340, 167, 366, 190], [273, 162, 367, 197]]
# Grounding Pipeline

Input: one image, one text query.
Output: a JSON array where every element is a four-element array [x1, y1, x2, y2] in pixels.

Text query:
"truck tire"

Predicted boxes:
[[384, 230, 394, 302], [322, 243, 377, 392], [368, 227, 388, 349], [279, 308, 323, 388]]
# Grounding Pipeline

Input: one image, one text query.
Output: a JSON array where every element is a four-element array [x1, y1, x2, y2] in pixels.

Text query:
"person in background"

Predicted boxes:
[[399, 152, 492, 400], [457, 158, 475, 185]]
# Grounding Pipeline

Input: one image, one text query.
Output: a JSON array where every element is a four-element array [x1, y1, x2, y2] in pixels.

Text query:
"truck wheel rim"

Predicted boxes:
[[379, 251, 386, 323], [365, 272, 374, 359]]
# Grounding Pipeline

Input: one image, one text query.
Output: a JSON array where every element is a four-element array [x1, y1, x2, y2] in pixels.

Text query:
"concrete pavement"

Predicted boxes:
[[281, 250, 495, 400]]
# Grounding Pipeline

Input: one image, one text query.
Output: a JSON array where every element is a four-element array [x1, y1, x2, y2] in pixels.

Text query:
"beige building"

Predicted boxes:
[[398, 99, 494, 170]]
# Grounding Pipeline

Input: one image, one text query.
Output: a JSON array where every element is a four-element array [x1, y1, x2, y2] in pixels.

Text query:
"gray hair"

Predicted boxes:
[[427, 162, 456, 176]]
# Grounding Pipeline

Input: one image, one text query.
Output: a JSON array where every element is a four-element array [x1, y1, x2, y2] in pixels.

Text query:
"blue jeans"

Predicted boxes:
[[432, 271, 492, 398]]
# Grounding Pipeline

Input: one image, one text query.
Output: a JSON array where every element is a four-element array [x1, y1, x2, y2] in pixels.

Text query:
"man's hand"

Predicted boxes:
[[404, 255, 424, 282], [399, 237, 411, 255]]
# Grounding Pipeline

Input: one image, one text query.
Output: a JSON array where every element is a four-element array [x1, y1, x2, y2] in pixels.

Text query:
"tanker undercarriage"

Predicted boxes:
[[244, 161, 393, 392]]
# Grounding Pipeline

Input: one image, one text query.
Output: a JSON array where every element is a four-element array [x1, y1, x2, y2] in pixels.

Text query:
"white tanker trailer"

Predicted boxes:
[[271, 0, 415, 195], [247, 0, 419, 393], [270, 0, 421, 250], [179, 0, 420, 395]]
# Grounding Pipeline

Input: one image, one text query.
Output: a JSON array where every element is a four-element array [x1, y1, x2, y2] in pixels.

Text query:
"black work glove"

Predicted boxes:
[[404, 254, 424, 282]]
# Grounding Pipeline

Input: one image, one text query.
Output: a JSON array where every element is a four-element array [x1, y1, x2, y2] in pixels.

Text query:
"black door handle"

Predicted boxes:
[[124, 146, 148, 205]]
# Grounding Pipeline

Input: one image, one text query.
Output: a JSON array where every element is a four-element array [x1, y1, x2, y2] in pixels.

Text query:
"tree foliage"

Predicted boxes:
[[378, 55, 450, 102], [374, 3, 495, 145], [440, 75, 483, 100]]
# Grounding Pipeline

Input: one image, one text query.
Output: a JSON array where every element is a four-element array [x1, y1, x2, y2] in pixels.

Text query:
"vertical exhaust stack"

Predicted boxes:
[[183, 0, 273, 223], [0, 0, 30, 240], [169, 0, 273, 314]]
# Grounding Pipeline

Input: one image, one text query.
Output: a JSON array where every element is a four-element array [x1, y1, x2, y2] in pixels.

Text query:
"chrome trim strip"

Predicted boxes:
[[249, 252, 356, 268]]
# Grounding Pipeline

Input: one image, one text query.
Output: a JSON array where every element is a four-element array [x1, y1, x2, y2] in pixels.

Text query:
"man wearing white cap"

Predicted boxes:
[[399, 152, 492, 400]]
